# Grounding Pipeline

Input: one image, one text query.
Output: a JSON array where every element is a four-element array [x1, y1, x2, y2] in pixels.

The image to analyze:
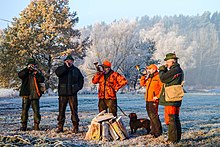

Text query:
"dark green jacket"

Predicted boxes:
[[18, 68, 45, 97], [159, 63, 184, 107], [55, 64, 84, 96]]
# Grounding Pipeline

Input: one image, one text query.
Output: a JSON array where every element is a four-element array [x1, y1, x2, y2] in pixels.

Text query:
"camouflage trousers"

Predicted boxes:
[[21, 97, 41, 124], [98, 99, 117, 116]]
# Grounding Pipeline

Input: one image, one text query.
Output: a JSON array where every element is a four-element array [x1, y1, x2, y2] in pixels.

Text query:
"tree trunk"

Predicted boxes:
[[45, 55, 52, 89]]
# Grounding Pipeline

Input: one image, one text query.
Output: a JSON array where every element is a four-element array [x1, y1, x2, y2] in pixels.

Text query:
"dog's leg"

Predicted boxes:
[[130, 127, 134, 134], [146, 128, 151, 134], [134, 128, 137, 133]]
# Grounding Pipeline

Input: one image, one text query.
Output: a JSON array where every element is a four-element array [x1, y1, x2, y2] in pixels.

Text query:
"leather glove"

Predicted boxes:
[[159, 65, 166, 71], [149, 74, 154, 78]]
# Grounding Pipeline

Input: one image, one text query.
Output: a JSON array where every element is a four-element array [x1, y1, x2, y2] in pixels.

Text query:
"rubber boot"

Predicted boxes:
[[56, 123, 64, 133], [72, 121, 79, 133], [34, 122, 40, 131], [175, 115, 181, 141], [20, 122, 27, 131], [167, 114, 178, 143]]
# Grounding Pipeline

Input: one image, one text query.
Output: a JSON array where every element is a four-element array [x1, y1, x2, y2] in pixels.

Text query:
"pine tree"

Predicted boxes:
[[0, 0, 90, 88]]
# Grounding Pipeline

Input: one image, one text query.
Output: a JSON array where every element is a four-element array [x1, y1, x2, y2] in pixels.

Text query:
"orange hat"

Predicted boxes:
[[102, 60, 111, 68], [147, 64, 158, 70]]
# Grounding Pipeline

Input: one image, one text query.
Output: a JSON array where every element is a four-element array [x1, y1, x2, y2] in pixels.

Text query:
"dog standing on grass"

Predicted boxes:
[[129, 113, 151, 134]]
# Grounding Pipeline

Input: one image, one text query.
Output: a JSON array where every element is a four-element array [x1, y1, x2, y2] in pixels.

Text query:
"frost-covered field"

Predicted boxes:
[[0, 93, 220, 146]]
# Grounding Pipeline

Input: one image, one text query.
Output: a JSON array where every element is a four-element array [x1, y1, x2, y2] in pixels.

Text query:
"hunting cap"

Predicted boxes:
[[27, 58, 37, 65], [102, 60, 111, 68], [164, 53, 179, 61], [64, 55, 74, 61], [147, 64, 158, 70]]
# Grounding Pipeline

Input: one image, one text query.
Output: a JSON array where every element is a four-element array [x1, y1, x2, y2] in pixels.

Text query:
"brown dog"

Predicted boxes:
[[128, 113, 151, 134]]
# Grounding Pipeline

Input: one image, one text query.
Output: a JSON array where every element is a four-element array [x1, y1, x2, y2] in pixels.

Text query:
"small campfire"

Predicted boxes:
[[85, 111, 129, 141]]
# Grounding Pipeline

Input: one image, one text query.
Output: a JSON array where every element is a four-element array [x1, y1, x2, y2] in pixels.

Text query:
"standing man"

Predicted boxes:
[[18, 58, 45, 131], [159, 53, 184, 143], [55, 55, 84, 133], [140, 64, 163, 138], [92, 60, 127, 116]]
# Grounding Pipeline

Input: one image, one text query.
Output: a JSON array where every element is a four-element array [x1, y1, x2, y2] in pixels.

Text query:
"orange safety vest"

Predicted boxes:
[[33, 76, 41, 97]]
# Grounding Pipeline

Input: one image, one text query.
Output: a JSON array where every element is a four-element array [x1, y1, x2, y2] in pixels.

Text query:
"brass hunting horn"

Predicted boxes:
[[135, 65, 147, 76], [94, 62, 104, 72]]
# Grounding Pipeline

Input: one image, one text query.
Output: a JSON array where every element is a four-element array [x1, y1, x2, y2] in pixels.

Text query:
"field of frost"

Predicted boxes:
[[0, 93, 220, 146]]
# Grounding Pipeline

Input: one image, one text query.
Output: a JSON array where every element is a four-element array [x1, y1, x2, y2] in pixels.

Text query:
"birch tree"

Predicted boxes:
[[81, 20, 158, 90]]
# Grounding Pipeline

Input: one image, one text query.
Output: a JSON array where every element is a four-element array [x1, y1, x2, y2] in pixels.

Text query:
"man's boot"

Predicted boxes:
[[56, 124, 64, 133], [20, 122, 27, 131], [72, 121, 79, 133], [56, 120, 64, 133], [34, 122, 40, 131]]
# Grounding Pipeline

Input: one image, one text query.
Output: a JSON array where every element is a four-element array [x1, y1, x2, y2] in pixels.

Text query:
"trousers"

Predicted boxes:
[[57, 96, 79, 126], [21, 97, 41, 123], [98, 99, 117, 116]]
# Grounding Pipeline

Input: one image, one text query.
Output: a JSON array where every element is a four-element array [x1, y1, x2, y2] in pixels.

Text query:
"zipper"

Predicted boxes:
[[146, 77, 153, 100]]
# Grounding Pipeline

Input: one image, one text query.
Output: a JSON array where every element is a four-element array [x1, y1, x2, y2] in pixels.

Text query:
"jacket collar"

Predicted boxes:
[[149, 71, 159, 78], [170, 62, 180, 69]]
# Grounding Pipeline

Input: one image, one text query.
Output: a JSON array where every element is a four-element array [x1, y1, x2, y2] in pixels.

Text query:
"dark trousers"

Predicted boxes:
[[57, 96, 79, 126], [98, 99, 117, 116], [146, 102, 162, 137], [21, 97, 41, 123]]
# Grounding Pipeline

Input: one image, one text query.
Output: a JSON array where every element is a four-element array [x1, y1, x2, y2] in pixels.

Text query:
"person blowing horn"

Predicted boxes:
[[140, 64, 163, 138], [92, 60, 127, 116], [55, 55, 84, 133], [159, 53, 184, 143], [18, 58, 45, 131]]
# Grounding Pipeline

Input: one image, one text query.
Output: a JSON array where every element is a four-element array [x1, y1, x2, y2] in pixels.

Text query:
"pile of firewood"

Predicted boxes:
[[85, 111, 129, 141]]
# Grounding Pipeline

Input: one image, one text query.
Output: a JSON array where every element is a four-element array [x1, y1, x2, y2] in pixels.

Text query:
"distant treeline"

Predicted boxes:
[[81, 11, 220, 88], [0, 2, 219, 91]]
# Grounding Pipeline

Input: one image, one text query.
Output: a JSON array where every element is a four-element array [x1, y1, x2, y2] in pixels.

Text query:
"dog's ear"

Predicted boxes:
[[132, 113, 137, 119], [129, 113, 137, 120], [130, 113, 137, 117]]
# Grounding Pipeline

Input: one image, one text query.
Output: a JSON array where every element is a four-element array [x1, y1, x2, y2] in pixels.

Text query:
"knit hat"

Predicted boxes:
[[147, 64, 158, 70], [27, 58, 37, 65], [164, 53, 179, 61], [64, 55, 74, 61], [102, 60, 111, 68]]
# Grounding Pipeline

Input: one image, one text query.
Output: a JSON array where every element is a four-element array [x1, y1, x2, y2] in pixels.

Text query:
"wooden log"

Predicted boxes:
[[96, 110, 106, 117], [108, 122, 119, 140], [85, 124, 92, 140], [92, 113, 114, 123], [110, 120, 126, 140], [116, 116, 129, 138], [102, 121, 111, 142], [85, 121, 101, 140]]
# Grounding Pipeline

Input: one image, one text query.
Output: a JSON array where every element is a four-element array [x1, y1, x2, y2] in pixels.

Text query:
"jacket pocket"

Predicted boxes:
[[59, 84, 67, 95], [72, 84, 79, 94]]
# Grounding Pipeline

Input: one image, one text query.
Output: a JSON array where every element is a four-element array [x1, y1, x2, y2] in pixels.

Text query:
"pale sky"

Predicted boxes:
[[0, 0, 219, 29]]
